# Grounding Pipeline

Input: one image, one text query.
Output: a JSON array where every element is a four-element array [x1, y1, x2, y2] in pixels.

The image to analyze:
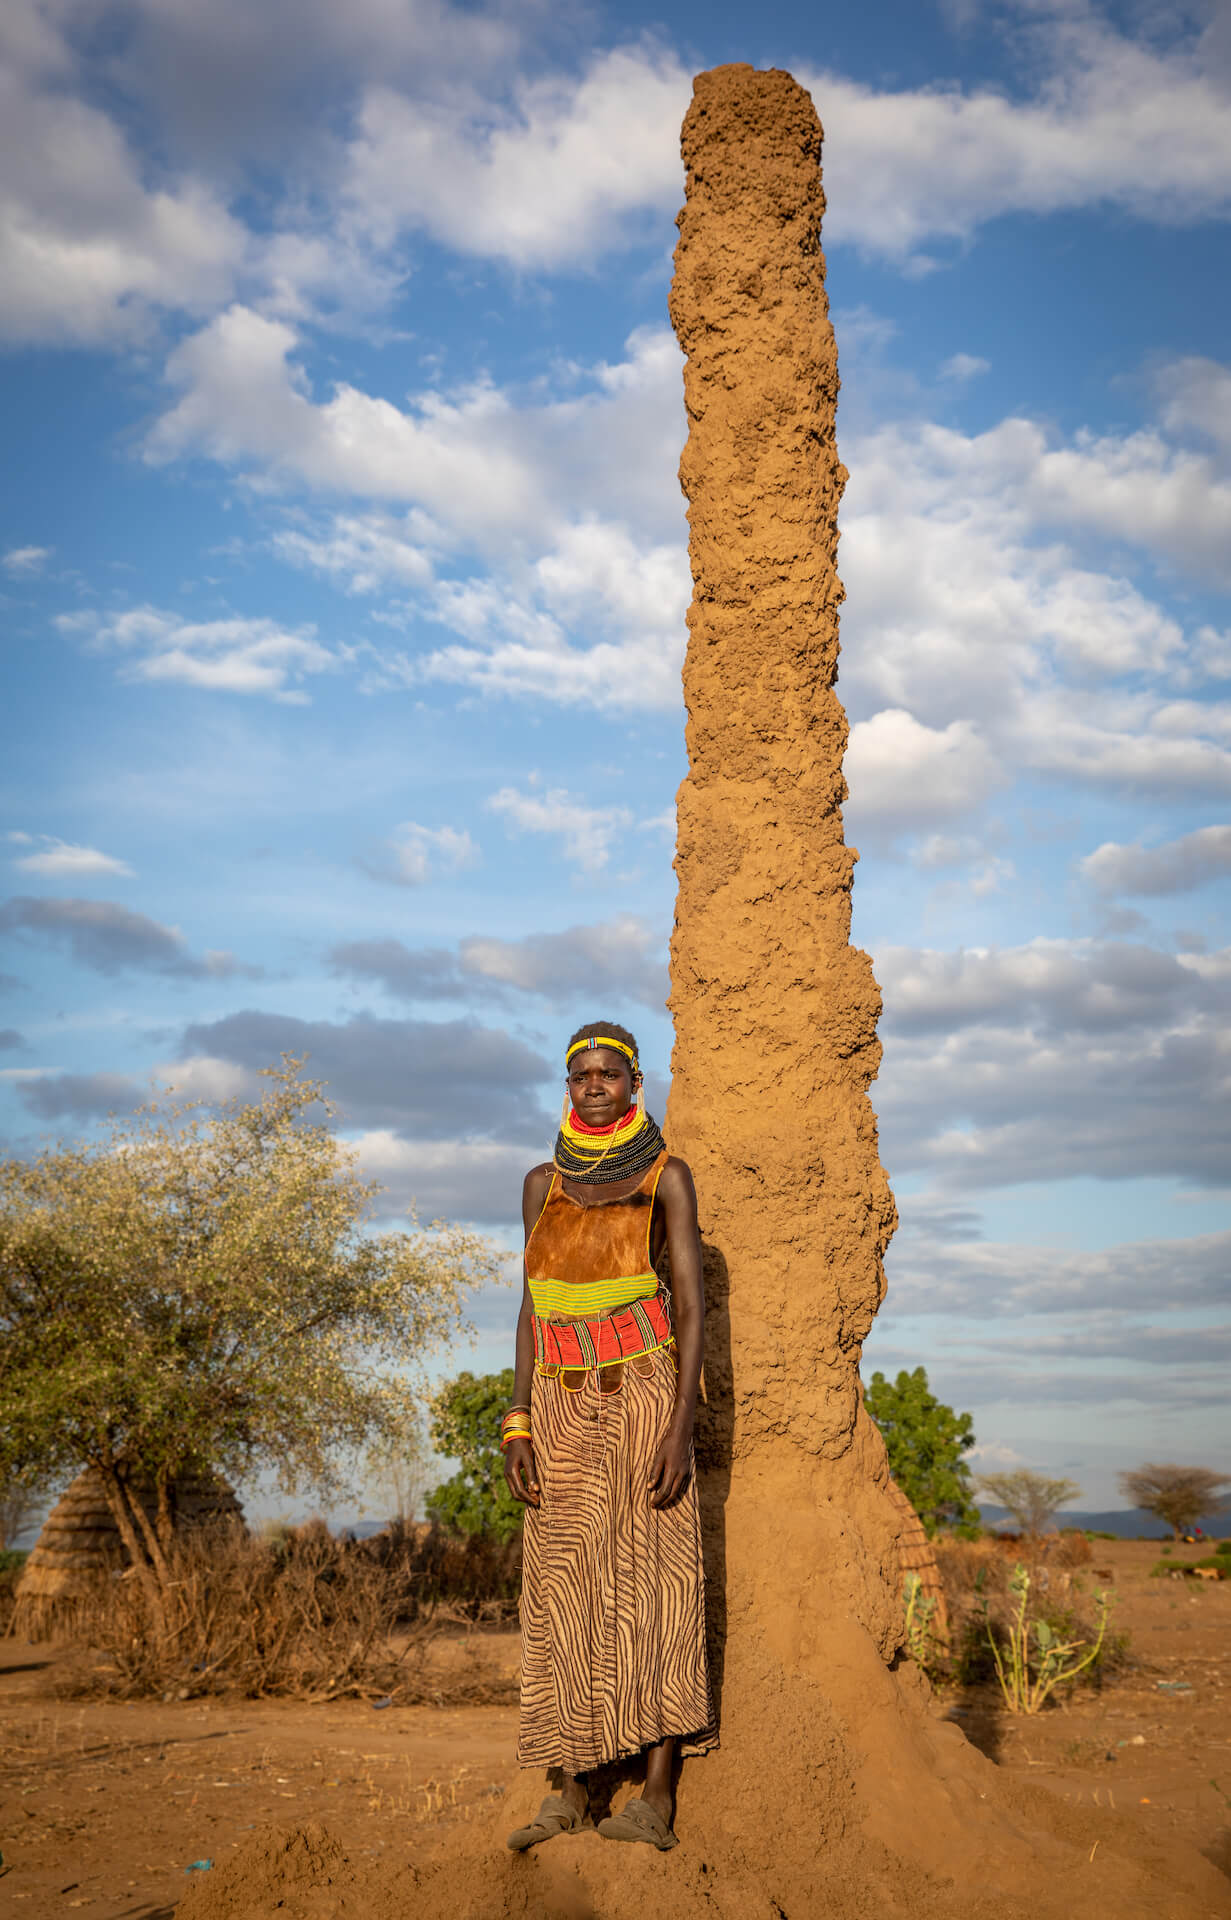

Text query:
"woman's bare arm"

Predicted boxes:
[[647, 1156, 705, 1509], [504, 1164, 552, 1509]]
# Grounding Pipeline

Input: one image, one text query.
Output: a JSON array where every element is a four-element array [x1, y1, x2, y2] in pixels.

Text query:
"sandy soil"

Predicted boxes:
[[1, 1543, 1227, 1917], [0, 1633, 520, 1917]]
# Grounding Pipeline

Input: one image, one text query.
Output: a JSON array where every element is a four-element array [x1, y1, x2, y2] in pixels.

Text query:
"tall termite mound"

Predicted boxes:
[[181, 64, 1225, 1920]]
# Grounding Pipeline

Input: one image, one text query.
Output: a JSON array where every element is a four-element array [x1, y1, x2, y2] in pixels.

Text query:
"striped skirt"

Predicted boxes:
[[518, 1346, 717, 1773]]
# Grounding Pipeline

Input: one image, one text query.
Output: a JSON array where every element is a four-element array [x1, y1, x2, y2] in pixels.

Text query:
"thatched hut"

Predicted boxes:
[[14, 1467, 244, 1639], [887, 1476, 949, 1643]]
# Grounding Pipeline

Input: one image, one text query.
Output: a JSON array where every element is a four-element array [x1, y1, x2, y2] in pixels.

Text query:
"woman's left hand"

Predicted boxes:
[[647, 1422, 692, 1509]]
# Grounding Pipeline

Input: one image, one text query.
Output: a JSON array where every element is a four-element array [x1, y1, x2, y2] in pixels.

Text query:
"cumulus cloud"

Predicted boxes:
[[180, 1009, 551, 1139], [885, 1219, 1231, 1322], [6, 0, 1230, 353], [488, 784, 632, 875], [0, 896, 255, 980], [871, 936, 1231, 1189], [145, 310, 684, 540], [331, 915, 667, 1010], [0, 1028, 24, 1052], [341, 43, 689, 271], [844, 709, 1005, 836], [2, 545, 51, 576], [939, 353, 989, 382], [459, 916, 668, 1010], [142, 312, 691, 709], [365, 822, 480, 888], [1080, 824, 1231, 897], [12, 1052, 257, 1123], [15, 1069, 147, 1121], [869, 1217, 1231, 1422], [1155, 354, 1231, 455], [273, 511, 441, 594], [351, 1129, 537, 1226], [11, 836, 134, 879], [0, 16, 246, 345], [330, 941, 470, 1002], [804, 6, 1231, 267], [58, 605, 339, 704]]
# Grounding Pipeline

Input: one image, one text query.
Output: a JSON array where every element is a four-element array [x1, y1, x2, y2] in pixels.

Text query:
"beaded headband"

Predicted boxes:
[[565, 1034, 639, 1072]]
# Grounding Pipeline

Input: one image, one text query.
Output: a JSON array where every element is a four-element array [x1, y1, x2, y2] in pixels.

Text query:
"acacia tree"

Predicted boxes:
[[976, 1470, 1082, 1538], [1119, 1463, 1231, 1539], [864, 1366, 980, 1537], [0, 1061, 499, 1628]]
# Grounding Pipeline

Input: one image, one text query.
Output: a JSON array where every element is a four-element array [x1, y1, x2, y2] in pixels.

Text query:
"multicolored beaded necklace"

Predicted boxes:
[[553, 1104, 667, 1184]]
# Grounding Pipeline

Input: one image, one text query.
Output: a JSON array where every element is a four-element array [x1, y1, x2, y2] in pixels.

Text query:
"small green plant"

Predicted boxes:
[[903, 1574, 946, 1679], [984, 1564, 1112, 1714], [1160, 1543, 1172, 1555]]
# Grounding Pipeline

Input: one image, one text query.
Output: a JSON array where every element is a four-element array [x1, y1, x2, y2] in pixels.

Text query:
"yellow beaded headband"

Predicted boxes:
[[565, 1034, 639, 1073]]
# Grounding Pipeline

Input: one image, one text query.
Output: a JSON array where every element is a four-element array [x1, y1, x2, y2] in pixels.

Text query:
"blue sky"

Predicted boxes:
[[2, 0, 1229, 1517]]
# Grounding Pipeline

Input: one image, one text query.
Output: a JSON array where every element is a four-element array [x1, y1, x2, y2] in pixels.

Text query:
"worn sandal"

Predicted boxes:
[[596, 1797, 679, 1851], [506, 1792, 585, 1852]]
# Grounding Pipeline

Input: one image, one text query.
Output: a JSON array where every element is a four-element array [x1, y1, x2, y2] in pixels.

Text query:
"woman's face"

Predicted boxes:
[[567, 1047, 636, 1127]]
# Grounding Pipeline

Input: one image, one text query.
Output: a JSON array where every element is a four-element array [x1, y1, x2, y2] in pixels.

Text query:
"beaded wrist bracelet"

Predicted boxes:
[[500, 1405, 532, 1451]]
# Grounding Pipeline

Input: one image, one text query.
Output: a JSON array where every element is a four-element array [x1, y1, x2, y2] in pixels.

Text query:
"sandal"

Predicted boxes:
[[506, 1791, 585, 1852], [596, 1796, 679, 1851]]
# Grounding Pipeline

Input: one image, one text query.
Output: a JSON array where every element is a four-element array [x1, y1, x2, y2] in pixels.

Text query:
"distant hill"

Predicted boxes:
[[979, 1505, 1229, 1540]]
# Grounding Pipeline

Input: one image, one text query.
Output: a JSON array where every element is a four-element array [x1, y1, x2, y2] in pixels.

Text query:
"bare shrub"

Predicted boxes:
[[55, 1518, 518, 1704]]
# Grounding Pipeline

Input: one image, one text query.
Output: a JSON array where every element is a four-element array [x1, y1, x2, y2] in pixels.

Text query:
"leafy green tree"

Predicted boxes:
[[426, 1368, 523, 1543], [865, 1366, 979, 1537], [0, 1061, 497, 1628], [1118, 1463, 1231, 1539], [977, 1470, 1082, 1538]]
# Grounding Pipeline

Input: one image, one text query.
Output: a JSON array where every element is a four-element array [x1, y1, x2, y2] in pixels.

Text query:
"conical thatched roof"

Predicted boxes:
[[14, 1467, 244, 1637], [887, 1476, 949, 1642]]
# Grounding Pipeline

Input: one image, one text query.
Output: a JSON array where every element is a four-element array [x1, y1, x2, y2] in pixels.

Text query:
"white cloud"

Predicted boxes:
[[2, 544, 51, 576], [460, 915, 668, 1008], [12, 837, 134, 879], [836, 398, 1231, 845], [342, 44, 690, 271], [488, 783, 631, 875], [939, 352, 989, 382], [149, 315, 689, 711], [379, 822, 480, 887], [1080, 824, 1231, 897], [0, 895, 255, 980], [1155, 353, 1231, 454], [273, 511, 442, 593], [352, 1129, 537, 1226], [146, 310, 683, 540], [0, 31, 246, 346], [57, 605, 339, 704], [844, 709, 1004, 834], [871, 936, 1231, 1189], [803, 7, 1231, 266]]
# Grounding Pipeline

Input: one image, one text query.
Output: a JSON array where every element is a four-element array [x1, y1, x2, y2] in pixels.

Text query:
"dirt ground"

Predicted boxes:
[[1, 1541, 1227, 1917]]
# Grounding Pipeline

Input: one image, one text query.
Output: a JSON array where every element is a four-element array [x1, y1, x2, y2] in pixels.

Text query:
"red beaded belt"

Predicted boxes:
[[533, 1291, 673, 1373]]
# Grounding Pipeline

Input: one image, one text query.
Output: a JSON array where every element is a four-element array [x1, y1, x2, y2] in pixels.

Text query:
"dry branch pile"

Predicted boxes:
[[43, 1517, 519, 1705]]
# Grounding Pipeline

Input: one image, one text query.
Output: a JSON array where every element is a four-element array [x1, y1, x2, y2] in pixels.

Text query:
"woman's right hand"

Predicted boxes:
[[504, 1437, 540, 1507]]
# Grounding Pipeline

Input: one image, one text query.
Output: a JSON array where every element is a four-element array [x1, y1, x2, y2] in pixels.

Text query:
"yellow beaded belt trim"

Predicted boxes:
[[527, 1270, 658, 1319]]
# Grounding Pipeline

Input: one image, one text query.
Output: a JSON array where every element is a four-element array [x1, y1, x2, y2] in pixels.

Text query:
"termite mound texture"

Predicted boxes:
[[182, 65, 1226, 1920]]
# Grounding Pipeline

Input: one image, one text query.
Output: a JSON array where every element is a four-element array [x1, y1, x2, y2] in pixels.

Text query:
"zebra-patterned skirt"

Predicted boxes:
[[518, 1346, 717, 1773]]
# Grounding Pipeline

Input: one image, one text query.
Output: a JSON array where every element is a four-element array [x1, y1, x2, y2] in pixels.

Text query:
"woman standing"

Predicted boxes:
[[503, 1021, 715, 1853]]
